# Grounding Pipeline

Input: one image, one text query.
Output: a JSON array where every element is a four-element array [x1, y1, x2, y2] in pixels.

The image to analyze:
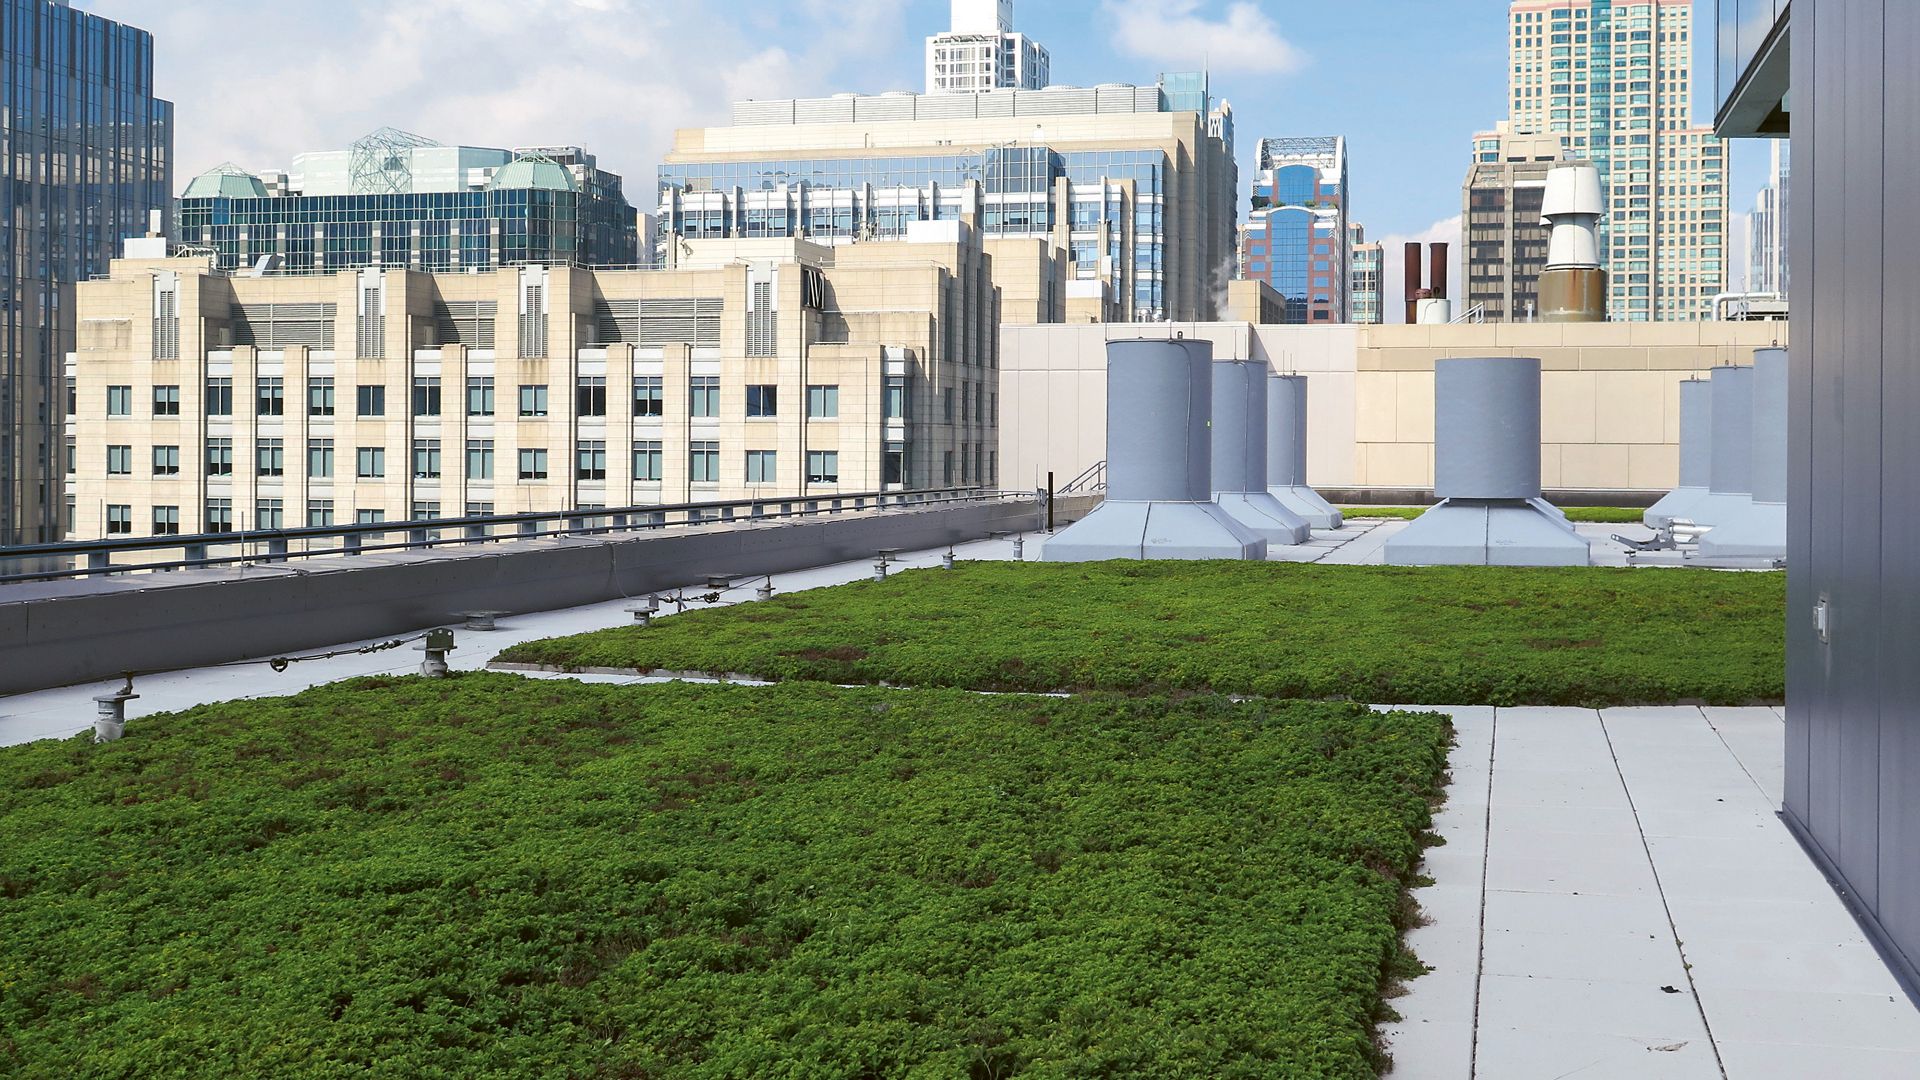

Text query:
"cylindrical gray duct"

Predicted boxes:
[[1749, 348, 1787, 504], [1433, 357, 1543, 501], [1211, 360, 1267, 494], [1268, 375, 1309, 487], [1678, 378, 1713, 490], [1708, 365, 1754, 496], [1106, 338, 1213, 503]]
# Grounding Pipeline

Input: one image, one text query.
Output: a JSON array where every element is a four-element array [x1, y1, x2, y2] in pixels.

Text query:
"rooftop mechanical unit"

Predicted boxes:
[[1698, 347, 1786, 560], [1645, 376, 1712, 529], [1682, 363, 1757, 528], [1267, 374, 1342, 529], [1211, 359, 1310, 545]]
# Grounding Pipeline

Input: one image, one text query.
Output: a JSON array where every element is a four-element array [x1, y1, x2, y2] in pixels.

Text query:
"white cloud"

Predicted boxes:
[[1106, 1, 1307, 75], [83, 0, 914, 198], [1378, 215, 1464, 321]]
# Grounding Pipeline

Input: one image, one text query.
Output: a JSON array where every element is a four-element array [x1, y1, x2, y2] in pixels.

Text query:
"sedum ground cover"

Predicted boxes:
[[1342, 506, 1650, 524], [496, 563, 1785, 708], [0, 674, 1448, 1079]]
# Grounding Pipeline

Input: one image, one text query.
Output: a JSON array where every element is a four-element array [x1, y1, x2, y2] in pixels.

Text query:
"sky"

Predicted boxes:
[[83, 0, 1773, 296]]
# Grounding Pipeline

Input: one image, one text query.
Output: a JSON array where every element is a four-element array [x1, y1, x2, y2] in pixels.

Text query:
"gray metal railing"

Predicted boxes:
[[0, 488, 1029, 586], [1059, 460, 1107, 496]]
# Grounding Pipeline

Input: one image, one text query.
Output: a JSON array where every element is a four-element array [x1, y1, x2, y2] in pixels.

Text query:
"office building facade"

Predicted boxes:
[[1748, 139, 1788, 294], [1350, 225, 1385, 325], [67, 222, 999, 540], [0, 0, 173, 545], [658, 76, 1238, 324], [1508, 0, 1727, 320], [1240, 137, 1349, 323], [176, 131, 638, 276], [1464, 124, 1565, 321], [926, 0, 1049, 95]]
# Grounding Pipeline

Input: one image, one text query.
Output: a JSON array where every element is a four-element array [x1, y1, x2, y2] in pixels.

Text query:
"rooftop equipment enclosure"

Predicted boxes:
[[1267, 374, 1342, 529], [1210, 360, 1310, 544]]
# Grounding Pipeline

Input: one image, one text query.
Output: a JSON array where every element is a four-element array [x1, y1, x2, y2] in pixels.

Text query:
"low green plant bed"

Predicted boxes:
[[1343, 506, 1649, 524], [497, 563, 1785, 707], [0, 675, 1447, 1079]]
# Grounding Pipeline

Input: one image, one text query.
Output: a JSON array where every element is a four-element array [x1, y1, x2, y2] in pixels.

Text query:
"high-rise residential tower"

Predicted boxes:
[[176, 133, 638, 274], [1748, 139, 1788, 295], [926, 0, 1049, 95], [1, 0, 174, 544], [1463, 123, 1566, 321], [1508, 0, 1727, 321], [1349, 224, 1385, 325], [1239, 137, 1348, 323]]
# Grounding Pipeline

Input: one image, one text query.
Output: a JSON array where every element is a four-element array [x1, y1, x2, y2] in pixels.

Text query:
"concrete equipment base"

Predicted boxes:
[[1267, 485, 1343, 530], [1697, 499, 1787, 559], [1383, 499, 1593, 567], [1214, 492, 1311, 545], [1677, 491, 1757, 529], [1645, 485, 1709, 528], [1043, 501, 1267, 562]]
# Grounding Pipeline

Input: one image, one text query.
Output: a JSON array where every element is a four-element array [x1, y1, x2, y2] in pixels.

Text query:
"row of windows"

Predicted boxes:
[[100, 378, 876, 421]]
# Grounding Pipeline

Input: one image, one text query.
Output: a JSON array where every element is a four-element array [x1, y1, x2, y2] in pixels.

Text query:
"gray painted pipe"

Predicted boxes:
[[1211, 359, 1268, 493], [1267, 374, 1310, 487], [1434, 357, 1544, 501], [1749, 348, 1787, 505], [1709, 365, 1755, 496], [1106, 338, 1214, 502]]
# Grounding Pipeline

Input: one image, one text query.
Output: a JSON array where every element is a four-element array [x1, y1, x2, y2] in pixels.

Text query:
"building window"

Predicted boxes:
[[106, 504, 132, 535], [884, 442, 906, 487], [884, 375, 906, 420], [356, 446, 386, 478], [257, 377, 285, 417], [807, 384, 839, 419], [633, 377, 664, 418], [689, 441, 720, 483], [207, 378, 233, 417], [807, 450, 840, 485], [207, 439, 233, 477], [308, 377, 335, 417], [107, 385, 132, 416], [152, 506, 180, 536], [355, 509, 386, 525], [746, 449, 777, 484], [518, 448, 549, 480], [690, 376, 720, 418], [257, 438, 285, 477], [153, 385, 181, 417], [206, 499, 233, 534], [465, 502, 496, 517], [308, 500, 335, 528], [633, 440, 663, 482], [106, 445, 132, 475], [356, 384, 386, 417], [152, 445, 181, 477], [519, 384, 549, 417], [746, 385, 778, 418], [412, 438, 442, 479], [412, 376, 441, 417], [308, 439, 335, 479], [466, 439, 494, 481], [466, 377, 495, 417], [256, 499, 285, 530], [944, 387, 956, 423], [576, 376, 608, 418], [411, 501, 441, 521], [576, 440, 608, 481], [943, 450, 955, 486]]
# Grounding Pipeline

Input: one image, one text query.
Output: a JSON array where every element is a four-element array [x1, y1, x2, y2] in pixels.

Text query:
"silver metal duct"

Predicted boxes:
[[1384, 357, 1591, 566], [1211, 360, 1310, 544], [1266, 374, 1342, 529], [1043, 339, 1267, 561], [1645, 377, 1713, 528], [1684, 363, 1757, 527], [1699, 348, 1786, 559]]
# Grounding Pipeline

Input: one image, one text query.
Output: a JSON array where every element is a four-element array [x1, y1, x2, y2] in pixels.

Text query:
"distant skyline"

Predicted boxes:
[[85, 0, 1770, 297]]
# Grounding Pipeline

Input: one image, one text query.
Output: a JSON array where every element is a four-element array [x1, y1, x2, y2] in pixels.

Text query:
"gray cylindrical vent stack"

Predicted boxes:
[[1210, 361, 1310, 544], [1043, 339, 1266, 562], [1266, 375, 1342, 529], [1646, 378, 1713, 528], [1385, 357, 1590, 566], [1700, 349, 1786, 560], [1684, 363, 1756, 528]]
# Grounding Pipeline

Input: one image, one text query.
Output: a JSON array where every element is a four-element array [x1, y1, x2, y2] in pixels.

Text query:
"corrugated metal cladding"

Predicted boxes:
[[585, 299, 723, 348], [433, 300, 497, 348], [230, 303, 338, 349], [1786, 0, 1920, 996]]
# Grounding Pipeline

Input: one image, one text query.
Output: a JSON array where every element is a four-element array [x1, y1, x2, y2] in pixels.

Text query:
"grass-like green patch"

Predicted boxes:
[[0, 675, 1447, 1079], [1343, 506, 1649, 524], [497, 563, 1785, 707]]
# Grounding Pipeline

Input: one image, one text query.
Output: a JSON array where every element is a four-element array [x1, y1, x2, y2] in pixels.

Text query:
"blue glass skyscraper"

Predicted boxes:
[[1, 0, 172, 544]]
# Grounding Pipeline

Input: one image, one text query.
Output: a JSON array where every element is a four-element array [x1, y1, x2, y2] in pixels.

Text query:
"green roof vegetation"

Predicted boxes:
[[496, 563, 1786, 707], [1342, 506, 1651, 524], [0, 675, 1448, 1079]]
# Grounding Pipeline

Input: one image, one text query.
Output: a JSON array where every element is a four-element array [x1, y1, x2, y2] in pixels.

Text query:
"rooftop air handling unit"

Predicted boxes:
[[1383, 357, 1591, 566], [1645, 377, 1712, 528], [1267, 374, 1342, 529], [1044, 338, 1267, 562], [1683, 363, 1757, 528], [1698, 347, 1786, 559], [1538, 162, 1607, 322], [1211, 359, 1311, 545]]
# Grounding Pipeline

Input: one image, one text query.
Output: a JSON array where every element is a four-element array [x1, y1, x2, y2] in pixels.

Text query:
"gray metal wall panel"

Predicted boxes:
[[1784, 0, 1817, 826]]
